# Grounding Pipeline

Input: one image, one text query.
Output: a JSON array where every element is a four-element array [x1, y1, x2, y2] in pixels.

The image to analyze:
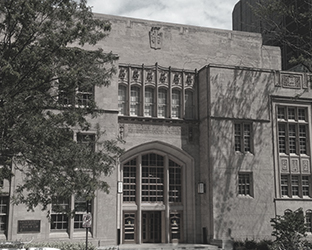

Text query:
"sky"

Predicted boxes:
[[87, 0, 239, 30]]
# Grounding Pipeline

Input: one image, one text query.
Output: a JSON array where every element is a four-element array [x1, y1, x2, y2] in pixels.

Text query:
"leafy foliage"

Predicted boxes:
[[270, 208, 311, 250], [254, 0, 312, 71], [0, 0, 122, 212]]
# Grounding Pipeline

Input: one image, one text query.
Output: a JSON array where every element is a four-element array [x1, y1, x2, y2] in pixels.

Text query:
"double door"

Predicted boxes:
[[142, 211, 161, 243]]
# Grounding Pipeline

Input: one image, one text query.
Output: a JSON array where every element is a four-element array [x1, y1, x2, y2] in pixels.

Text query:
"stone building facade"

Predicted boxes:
[[2, 11, 312, 247]]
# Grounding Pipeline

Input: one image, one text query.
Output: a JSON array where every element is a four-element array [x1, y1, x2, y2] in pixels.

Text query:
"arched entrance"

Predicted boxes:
[[118, 141, 195, 244]]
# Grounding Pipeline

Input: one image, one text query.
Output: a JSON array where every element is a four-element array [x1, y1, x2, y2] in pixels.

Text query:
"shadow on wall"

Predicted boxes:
[[209, 67, 275, 239]]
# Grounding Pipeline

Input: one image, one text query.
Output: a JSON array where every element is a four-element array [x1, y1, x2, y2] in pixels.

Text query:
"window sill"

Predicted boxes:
[[49, 231, 69, 238]]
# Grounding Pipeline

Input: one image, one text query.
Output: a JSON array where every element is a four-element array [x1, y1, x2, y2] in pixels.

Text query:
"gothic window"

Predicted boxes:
[[171, 89, 181, 118], [130, 86, 140, 116], [169, 160, 182, 203], [144, 87, 155, 117], [142, 154, 164, 202], [118, 85, 127, 115], [158, 88, 167, 118], [123, 159, 137, 202]]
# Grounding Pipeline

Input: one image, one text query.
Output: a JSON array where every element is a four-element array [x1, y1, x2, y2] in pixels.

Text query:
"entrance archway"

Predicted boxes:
[[118, 141, 195, 244]]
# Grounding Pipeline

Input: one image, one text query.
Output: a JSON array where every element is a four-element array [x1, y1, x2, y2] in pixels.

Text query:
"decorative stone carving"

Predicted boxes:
[[159, 71, 167, 84], [119, 67, 127, 81], [301, 159, 310, 173], [132, 69, 139, 81], [280, 158, 289, 173], [146, 70, 153, 83], [281, 74, 301, 89], [149, 27, 162, 50], [291, 158, 299, 173], [173, 73, 180, 85], [186, 74, 193, 86]]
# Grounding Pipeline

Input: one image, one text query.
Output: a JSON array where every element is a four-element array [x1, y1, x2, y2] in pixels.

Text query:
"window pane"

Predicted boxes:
[[130, 86, 140, 116], [291, 175, 299, 196], [144, 87, 154, 117], [234, 124, 241, 152], [302, 176, 310, 196], [288, 124, 296, 153], [158, 89, 167, 118], [288, 107, 296, 120], [278, 124, 286, 153], [118, 85, 126, 115], [277, 107, 286, 119], [238, 173, 251, 196], [172, 89, 181, 118], [281, 175, 289, 196], [243, 124, 251, 152], [299, 125, 307, 154]]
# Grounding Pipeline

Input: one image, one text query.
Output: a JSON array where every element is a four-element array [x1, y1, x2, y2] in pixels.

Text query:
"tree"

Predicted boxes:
[[0, 0, 122, 212], [253, 0, 312, 71], [270, 208, 311, 250]]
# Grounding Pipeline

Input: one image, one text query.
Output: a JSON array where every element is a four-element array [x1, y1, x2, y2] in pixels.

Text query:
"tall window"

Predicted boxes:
[[74, 196, 91, 230], [142, 154, 164, 202], [234, 123, 252, 153], [118, 85, 127, 115], [306, 210, 312, 233], [238, 172, 253, 196], [144, 87, 154, 117], [158, 89, 167, 118], [171, 89, 181, 118], [0, 196, 8, 233], [169, 160, 182, 203], [130, 86, 140, 116], [123, 159, 137, 202], [185, 90, 194, 119], [77, 84, 93, 107], [277, 106, 309, 155]]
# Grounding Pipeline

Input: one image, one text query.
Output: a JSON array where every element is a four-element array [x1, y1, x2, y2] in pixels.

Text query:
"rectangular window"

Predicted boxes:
[[50, 198, 69, 231], [123, 162, 136, 202], [277, 106, 309, 155], [77, 84, 93, 107], [302, 176, 310, 196], [142, 166, 164, 202], [0, 196, 8, 233], [169, 160, 182, 203], [281, 174, 311, 198], [74, 196, 91, 230], [281, 175, 289, 196], [238, 173, 252, 196], [234, 123, 253, 153]]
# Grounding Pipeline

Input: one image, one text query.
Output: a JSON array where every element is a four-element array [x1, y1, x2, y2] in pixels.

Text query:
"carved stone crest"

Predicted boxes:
[[149, 27, 162, 50]]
